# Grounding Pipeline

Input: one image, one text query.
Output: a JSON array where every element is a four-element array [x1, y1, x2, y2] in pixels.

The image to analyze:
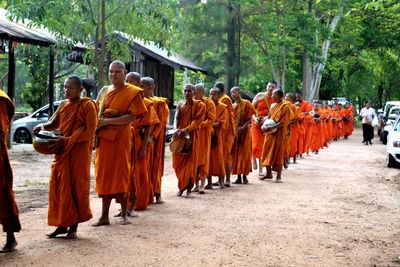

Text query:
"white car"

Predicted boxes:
[[386, 115, 400, 168]]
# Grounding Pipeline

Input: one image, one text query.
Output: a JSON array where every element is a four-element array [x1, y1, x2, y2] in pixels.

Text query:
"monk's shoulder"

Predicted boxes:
[[81, 97, 97, 109], [125, 83, 144, 98], [219, 102, 227, 109]]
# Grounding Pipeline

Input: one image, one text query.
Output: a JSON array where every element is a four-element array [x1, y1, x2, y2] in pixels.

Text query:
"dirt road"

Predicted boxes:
[[1, 129, 400, 266]]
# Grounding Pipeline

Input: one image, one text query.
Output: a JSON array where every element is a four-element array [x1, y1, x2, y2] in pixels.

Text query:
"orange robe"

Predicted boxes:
[[220, 95, 235, 167], [172, 100, 206, 190], [209, 103, 228, 177], [299, 101, 313, 153], [0, 90, 21, 233], [285, 101, 297, 158], [197, 97, 216, 177], [261, 101, 293, 170], [251, 95, 274, 158], [95, 84, 147, 198], [232, 100, 256, 175], [148, 96, 169, 203], [297, 112, 306, 155], [290, 106, 302, 157], [48, 98, 97, 226], [303, 113, 314, 153], [133, 98, 159, 211], [310, 110, 323, 152], [341, 108, 353, 137]]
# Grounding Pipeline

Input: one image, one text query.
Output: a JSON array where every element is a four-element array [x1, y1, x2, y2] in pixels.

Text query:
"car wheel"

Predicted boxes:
[[387, 154, 398, 168], [14, 128, 32, 144], [382, 131, 388, 145]]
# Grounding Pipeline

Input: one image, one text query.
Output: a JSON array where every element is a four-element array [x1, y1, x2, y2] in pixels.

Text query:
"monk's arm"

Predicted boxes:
[[140, 125, 151, 158], [41, 113, 60, 132], [186, 103, 206, 132], [201, 103, 216, 128]]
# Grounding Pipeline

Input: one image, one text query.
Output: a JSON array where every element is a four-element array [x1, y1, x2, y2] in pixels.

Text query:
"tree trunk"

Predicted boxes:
[[97, 0, 107, 96], [307, 5, 343, 101], [227, 0, 236, 90]]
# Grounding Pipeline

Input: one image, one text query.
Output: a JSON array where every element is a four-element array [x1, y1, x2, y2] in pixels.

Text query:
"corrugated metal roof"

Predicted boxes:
[[0, 8, 56, 46], [115, 32, 207, 74]]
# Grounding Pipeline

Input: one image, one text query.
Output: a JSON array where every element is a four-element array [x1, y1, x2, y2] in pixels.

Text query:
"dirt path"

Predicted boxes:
[[1, 129, 400, 266]]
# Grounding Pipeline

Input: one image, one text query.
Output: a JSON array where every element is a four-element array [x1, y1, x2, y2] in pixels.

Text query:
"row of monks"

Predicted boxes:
[[0, 62, 354, 252], [172, 80, 354, 197]]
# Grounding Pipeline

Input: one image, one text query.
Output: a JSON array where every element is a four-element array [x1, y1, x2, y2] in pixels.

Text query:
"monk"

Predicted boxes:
[[32, 76, 97, 239], [206, 88, 228, 188], [126, 72, 141, 86], [295, 91, 313, 156], [231, 87, 256, 184], [251, 80, 276, 175], [283, 95, 296, 168], [285, 93, 301, 164], [213, 82, 235, 187], [172, 84, 206, 197], [130, 77, 159, 212], [341, 103, 354, 139], [0, 89, 20, 252], [193, 84, 216, 194], [261, 89, 293, 183], [93, 60, 147, 226], [309, 103, 323, 154], [149, 92, 169, 204]]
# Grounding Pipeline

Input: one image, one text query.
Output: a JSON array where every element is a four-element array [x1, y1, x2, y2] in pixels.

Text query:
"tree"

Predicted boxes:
[[8, 0, 177, 96]]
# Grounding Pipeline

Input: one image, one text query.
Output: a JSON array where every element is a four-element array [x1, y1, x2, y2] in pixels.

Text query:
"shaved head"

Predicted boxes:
[[140, 76, 155, 87], [110, 60, 126, 70]]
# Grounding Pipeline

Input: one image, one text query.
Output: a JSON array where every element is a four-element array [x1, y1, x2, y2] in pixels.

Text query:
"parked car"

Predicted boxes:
[[11, 101, 61, 143], [386, 115, 400, 168], [378, 101, 400, 144]]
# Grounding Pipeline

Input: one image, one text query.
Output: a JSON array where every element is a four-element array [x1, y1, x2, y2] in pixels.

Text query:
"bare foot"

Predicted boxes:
[[47, 227, 68, 238], [155, 194, 165, 204], [275, 178, 282, 183], [260, 174, 273, 180], [224, 183, 231, 188], [192, 187, 199, 193], [119, 216, 131, 225], [177, 190, 184, 197], [1, 240, 17, 253], [92, 218, 110, 227], [204, 184, 213, 190], [65, 232, 77, 239]]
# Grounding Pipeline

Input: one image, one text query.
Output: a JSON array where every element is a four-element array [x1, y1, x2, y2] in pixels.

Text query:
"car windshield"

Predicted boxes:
[[394, 120, 400, 131]]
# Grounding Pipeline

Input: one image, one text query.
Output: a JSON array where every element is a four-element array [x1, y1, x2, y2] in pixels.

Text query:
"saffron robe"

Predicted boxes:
[[262, 101, 293, 170], [0, 90, 21, 233], [95, 84, 147, 196], [172, 100, 205, 190], [48, 98, 97, 226], [133, 98, 159, 211], [290, 106, 302, 157], [285, 101, 297, 158], [209, 103, 228, 177], [197, 97, 216, 177], [299, 100, 313, 154], [148, 96, 169, 202], [220, 95, 235, 167], [251, 95, 274, 158], [231, 100, 256, 175]]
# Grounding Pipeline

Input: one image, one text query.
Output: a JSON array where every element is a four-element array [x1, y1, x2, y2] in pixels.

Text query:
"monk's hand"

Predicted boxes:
[[256, 117, 264, 126], [33, 124, 44, 136], [180, 128, 188, 137], [49, 136, 65, 154], [213, 121, 221, 128], [97, 118, 108, 129]]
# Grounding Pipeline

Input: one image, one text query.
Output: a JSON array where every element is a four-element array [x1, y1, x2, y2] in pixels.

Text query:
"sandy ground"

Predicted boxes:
[[1, 129, 400, 267]]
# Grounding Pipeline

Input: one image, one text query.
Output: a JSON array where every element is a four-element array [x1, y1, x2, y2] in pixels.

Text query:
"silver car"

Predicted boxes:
[[11, 101, 61, 143]]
